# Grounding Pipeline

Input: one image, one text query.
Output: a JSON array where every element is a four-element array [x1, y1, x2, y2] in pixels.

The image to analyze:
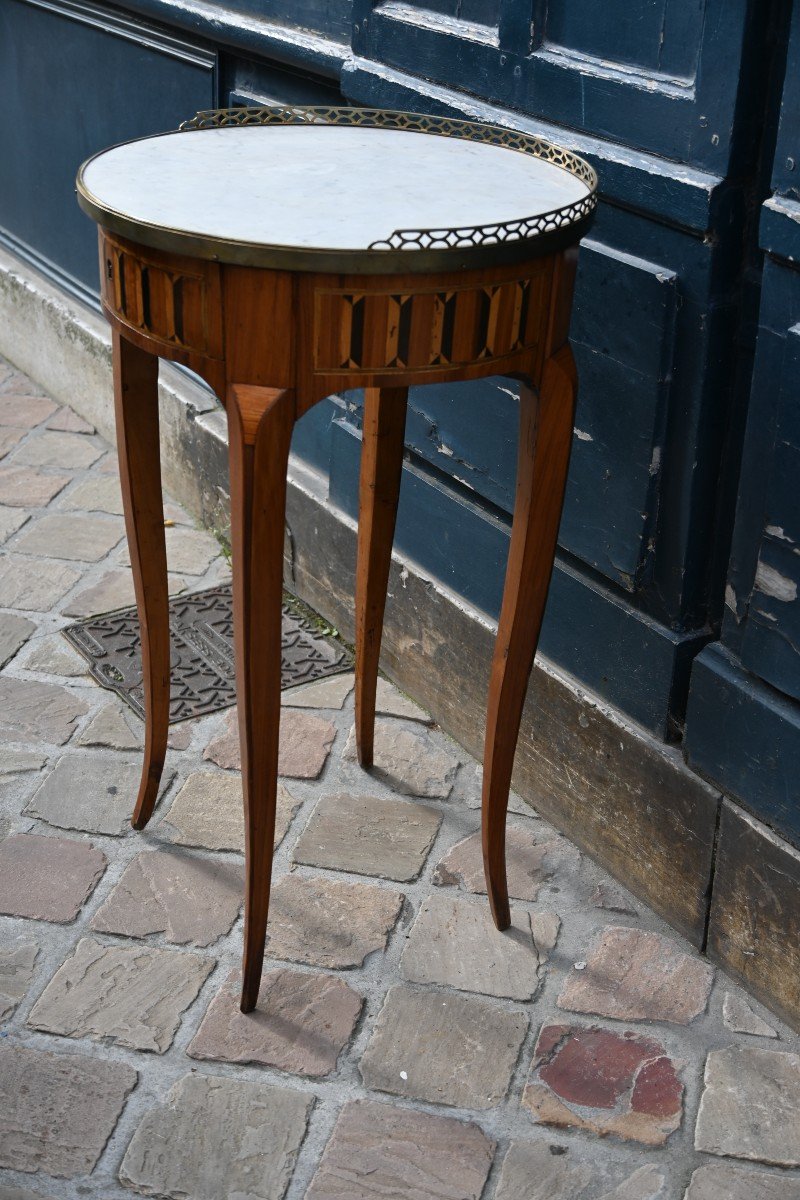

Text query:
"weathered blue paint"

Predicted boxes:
[[0, 0, 216, 301], [351, 0, 756, 173], [684, 3, 799, 841], [686, 644, 800, 845]]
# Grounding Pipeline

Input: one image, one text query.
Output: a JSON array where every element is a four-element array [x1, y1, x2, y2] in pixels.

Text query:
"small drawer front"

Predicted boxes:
[[101, 235, 220, 358], [314, 272, 549, 375]]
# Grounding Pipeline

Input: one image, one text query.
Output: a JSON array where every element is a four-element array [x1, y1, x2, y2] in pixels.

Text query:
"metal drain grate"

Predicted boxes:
[[63, 584, 352, 723]]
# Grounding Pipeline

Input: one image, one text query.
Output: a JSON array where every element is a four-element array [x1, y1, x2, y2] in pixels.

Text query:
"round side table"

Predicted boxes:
[[77, 106, 597, 1012]]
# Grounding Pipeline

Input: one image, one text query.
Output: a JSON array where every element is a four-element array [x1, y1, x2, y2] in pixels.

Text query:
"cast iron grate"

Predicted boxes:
[[63, 584, 351, 723]]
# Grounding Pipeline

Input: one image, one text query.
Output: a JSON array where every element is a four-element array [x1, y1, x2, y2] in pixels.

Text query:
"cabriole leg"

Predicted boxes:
[[112, 330, 170, 830], [482, 345, 577, 927]]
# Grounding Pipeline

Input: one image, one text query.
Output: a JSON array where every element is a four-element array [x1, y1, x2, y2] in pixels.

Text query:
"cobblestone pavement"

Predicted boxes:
[[0, 353, 799, 1200]]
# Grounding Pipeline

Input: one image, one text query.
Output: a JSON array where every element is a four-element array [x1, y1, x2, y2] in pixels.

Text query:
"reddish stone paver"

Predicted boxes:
[[522, 1024, 684, 1145]]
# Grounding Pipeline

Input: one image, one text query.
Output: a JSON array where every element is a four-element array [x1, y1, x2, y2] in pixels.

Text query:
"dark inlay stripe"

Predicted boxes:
[[118, 254, 127, 316], [441, 293, 457, 363], [516, 279, 531, 348], [172, 277, 185, 344], [477, 287, 493, 357], [397, 296, 413, 366], [140, 267, 151, 330], [349, 296, 365, 367]]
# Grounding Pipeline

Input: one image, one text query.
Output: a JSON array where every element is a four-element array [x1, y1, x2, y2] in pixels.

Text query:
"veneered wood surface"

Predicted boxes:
[[112, 330, 170, 831], [354, 387, 409, 767], [227, 384, 296, 1012], [482, 344, 577, 927]]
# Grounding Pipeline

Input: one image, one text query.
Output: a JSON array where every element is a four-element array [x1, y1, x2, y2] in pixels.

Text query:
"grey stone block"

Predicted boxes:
[[0, 1042, 136, 1177], [119, 1073, 311, 1200], [28, 936, 213, 1054], [360, 984, 527, 1109], [292, 791, 441, 881]]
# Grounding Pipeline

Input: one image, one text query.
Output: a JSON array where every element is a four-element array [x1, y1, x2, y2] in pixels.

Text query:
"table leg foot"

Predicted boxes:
[[112, 331, 170, 831], [482, 346, 577, 928], [354, 386, 408, 768], [227, 385, 296, 1014]]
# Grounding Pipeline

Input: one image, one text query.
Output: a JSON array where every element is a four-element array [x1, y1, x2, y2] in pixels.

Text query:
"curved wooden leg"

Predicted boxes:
[[354, 386, 408, 767], [227, 385, 296, 1013], [482, 345, 577, 928], [112, 331, 170, 831]]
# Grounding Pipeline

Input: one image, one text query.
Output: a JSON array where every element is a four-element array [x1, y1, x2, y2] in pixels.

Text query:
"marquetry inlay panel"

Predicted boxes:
[[100, 236, 221, 358], [313, 272, 550, 375]]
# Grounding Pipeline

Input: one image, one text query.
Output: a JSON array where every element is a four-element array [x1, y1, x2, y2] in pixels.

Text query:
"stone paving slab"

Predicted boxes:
[[12, 513, 124, 561], [119, 1073, 311, 1200], [492, 1140, 667, 1200], [0, 1042, 136, 1177], [360, 983, 527, 1109], [0, 940, 38, 1019], [28, 936, 213, 1053], [1, 356, 800, 1200], [47, 406, 95, 434], [0, 834, 106, 922], [694, 1045, 800, 1166], [523, 1024, 684, 1147], [343, 718, 460, 797], [162, 770, 300, 852], [188, 968, 362, 1077], [90, 848, 243, 946], [0, 464, 71, 507], [305, 1100, 495, 1200], [205, 707, 336, 779], [292, 791, 441, 880], [57, 472, 123, 514], [400, 894, 554, 1000], [0, 393, 57, 426], [684, 1162, 800, 1198], [118, 524, 220, 575], [557, 925, 714, 1025], [21, 634, 88, 676], [25, 755, 168, 836], [0, 503, 29, 543], [77, 702, 141, 750], [0, 677, 89, 743], [0, 613, 34, 668], [433, 825, 580, 901], [11, 430, 102, 470], [264, 874, 403, 968], [722, 991, 778, 1037], [0, 558, 81, 610]]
